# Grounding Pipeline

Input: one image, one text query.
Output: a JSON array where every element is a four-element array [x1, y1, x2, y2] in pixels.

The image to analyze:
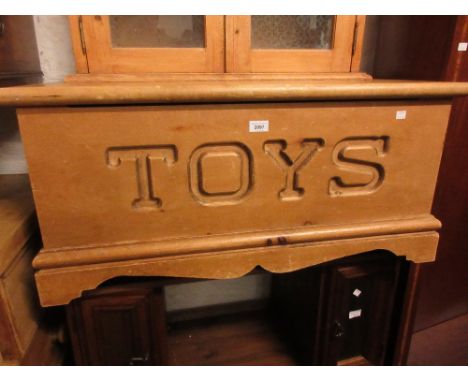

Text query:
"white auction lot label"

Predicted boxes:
[[249, 120, 269, 132]]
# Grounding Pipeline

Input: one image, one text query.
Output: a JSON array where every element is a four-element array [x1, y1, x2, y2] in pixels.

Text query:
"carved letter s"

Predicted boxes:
[[329, 137, 388, 197]]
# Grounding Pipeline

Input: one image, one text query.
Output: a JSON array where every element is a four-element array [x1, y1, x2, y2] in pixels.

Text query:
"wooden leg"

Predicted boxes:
[[392, 262, 421, 365]]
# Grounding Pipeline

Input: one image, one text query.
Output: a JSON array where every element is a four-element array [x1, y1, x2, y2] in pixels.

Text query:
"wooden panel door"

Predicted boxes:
[[226, 16, 357, 73], [319, 254, 402, 365], [67, 284, 168, 365], [77, 16, 225, 73]]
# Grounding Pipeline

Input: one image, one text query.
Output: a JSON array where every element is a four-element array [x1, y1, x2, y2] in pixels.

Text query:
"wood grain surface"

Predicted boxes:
[[16, 99, 452, 306], [0, 80, 467, 106]]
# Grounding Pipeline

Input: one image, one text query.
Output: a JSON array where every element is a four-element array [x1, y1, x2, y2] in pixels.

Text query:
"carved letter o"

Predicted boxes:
[[189, 143, 253, 206]]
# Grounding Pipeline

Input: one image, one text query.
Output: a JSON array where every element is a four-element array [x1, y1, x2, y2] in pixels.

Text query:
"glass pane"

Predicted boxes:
[[251, 16, 334, 50], [110, 16, 205, 48]]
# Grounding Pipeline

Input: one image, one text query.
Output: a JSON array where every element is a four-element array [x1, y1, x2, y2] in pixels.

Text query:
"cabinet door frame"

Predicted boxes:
[[67, 284, 168, 366], [226, 16, 357, 73], [78, 16, 225, 74]]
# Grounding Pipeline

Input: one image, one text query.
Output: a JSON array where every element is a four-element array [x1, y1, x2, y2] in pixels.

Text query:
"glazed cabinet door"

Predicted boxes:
[[71, 15, 362, 75], [75, 16, 225, 73], [67, 285, 168, 366], [226, 16, 357, 73]]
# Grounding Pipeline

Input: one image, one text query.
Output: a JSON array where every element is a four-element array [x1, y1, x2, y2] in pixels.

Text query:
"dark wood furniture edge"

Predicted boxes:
[[391, 262, 421, 365]]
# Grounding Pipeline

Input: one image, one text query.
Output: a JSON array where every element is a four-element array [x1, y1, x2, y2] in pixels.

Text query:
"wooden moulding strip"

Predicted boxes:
[[35, 230, 440, 307], [33, 215, 441, 270], [1, 80, 468, 107], [64, 72, 374, 82]]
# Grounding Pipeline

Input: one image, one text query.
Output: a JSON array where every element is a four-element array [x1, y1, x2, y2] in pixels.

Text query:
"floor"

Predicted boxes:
[[407, 313, 468, 365], [167, 310, 299, 366]]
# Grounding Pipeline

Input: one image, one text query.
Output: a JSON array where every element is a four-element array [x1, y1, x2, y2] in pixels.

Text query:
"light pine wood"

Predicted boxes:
[[80, 16, 225, 73], [68, 16, 89, 74], [0, 175, 61, 364], [226, 16, 357, 73], [70, 15, 362, 75], [18, 101, 450, 250], [33, 216, 441, 270], [14, 97, 457, 307], [20, 324, 64, 365], [1, 80, 468, 107], [64, 72, 373, 83], [34, 232, 439, 307], [337, 355, 372, 366], [0, 174, 36, 363], [7, 79, 467, 309], [350, 16, 368, 72], [0, 175, 35, 275]]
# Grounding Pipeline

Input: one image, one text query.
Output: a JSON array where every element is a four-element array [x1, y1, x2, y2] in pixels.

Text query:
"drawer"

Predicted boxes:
[[18, 101, 450, 250]]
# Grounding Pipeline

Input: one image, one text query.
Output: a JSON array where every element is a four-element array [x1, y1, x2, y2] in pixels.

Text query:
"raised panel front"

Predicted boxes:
[[18, 102, 450, 250]]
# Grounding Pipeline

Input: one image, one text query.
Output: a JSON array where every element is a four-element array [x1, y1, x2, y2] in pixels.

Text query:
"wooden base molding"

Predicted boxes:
[[33, 215, 440, 270], [35, 229, 439, 307]]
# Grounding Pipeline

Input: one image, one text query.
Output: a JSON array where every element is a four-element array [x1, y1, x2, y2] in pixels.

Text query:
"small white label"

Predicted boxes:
[[353, 288, 362, 297], [458, 42, 468, 52], [249, 120, 269, 133], [396, 110, 407, 120], [349, 309, 362, 319]]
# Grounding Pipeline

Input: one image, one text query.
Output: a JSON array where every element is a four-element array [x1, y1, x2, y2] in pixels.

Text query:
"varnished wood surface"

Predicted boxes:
[[68, 16, 89, 74], [225, 16, 356, 73], [407, 313, 468, 365], [20, 324, 64, 366], [34, 216, 441, 270], [0, 174, 37, 362], [65, 254, 408, 366], [65, 72, 373, 82], [19, 102, 449, 251], [35, 232, 439, 307], [0, 174, 35, 274], [0, 174, 61, 365], [167, 310, 298, 366], [17, 100, 450, 307], [1, 80, 468, 106], [444, 16, 468, 81], [78, 16, 225, 74], [373, 17, 457, 81], [415, 16, 468, 332], [369, 16, 468, 366], [337, 356, 372, 366], [0, 16, 41, 76], [67, 285, 168, 366]]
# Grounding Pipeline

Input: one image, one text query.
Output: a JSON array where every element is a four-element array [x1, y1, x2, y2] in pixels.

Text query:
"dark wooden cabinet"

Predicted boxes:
[[0, 16, 42, 86], [67, 283, 168, 366], [319, 256, 401, 365], [272, 252, 403, 366], [372, 16, 468, 364], [66, 252, 406, 366]]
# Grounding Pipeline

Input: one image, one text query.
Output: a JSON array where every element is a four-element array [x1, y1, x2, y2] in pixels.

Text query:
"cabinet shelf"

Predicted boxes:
[[167, 310, 298, 366]]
